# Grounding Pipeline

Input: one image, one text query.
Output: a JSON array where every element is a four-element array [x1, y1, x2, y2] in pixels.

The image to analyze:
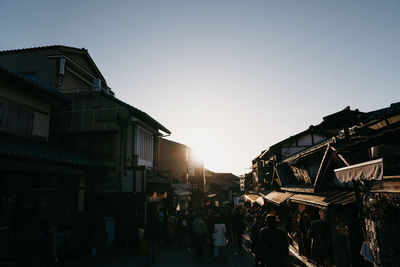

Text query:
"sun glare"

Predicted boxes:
[[192, 147, 206, 163], [189, 137, 220, 170]]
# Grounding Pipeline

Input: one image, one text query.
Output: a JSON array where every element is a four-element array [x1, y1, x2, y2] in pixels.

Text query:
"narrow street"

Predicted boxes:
[[99, 232, 309, 267], [99, 240, 253, 267]]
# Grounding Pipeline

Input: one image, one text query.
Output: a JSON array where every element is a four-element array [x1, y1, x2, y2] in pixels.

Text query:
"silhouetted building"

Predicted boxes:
[[0, 46, 171, 258], [0, 64, 97, 262], [158, 138, 205, 210], [248, 104, 400, 266]]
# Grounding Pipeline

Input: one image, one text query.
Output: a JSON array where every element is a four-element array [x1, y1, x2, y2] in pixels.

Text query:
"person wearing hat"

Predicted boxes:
[[258, 214, 289, 267]]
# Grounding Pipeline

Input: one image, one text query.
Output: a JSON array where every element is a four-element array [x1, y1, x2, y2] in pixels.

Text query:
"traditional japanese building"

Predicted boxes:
[[0, 64, 97, 263], [0, 46, 171, 257]]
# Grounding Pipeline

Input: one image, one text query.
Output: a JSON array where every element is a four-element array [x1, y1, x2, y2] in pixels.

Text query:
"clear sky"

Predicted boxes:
[[1, 1, 399, 175]]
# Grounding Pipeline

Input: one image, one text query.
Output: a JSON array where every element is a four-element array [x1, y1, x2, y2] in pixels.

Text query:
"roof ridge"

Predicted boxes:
[[0, 45, 87, 54]]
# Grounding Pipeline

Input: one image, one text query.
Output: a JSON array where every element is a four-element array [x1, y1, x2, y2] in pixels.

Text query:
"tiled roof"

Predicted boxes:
[[98, 91, 171, 134], [0, 45, 87, 54], [0, 133, 98, 167], [0, 64, 70, 105]]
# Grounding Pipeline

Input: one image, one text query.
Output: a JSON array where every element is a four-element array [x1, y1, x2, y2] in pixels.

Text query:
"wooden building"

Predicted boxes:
[[0, 46, 171, 256], [158, 138, 205, 210], [0, 64, 97, 263]]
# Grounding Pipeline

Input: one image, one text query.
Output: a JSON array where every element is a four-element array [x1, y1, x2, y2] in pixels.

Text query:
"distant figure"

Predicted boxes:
[[14, 216, 46, 267], [299, 210, 311, 257], [144, 212, 161, 263], [258, 214, 289, 267], [177, 213, 190, 247], [39, 221, 57, 267], [213, 216, 227, 259], [309, 217, 331, 267], [232, 209, 245, 254], [192, 213, 208, 259], [206, 210, 217, 254], [166, 212, 176, 243], [251, 215, 264, 266]]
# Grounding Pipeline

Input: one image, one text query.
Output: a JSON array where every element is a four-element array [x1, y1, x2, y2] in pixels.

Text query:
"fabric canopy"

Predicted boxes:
[[334, 158, 383, 183], [289, 191, 356, 209], [264, 191, 294, 206], [245, 194, 264, 206]]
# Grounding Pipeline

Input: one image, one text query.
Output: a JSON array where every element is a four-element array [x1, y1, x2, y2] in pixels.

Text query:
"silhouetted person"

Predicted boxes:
[[251, 215, 264, 266], [299, 210, 311, 257], [144, 212, 161, 263], [310, 215, 331, 267], [258, 214, 289, 267], [213, 215, 227, 259], [14, 214, 46, 267], [192, 213, 208, 259], [39, 221, 57, 267], [232, 209, 245, 254]]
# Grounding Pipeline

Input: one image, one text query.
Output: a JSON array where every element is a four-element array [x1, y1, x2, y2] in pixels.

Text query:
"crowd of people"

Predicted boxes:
[[9, 200, 328, 266], [142, 203, 292, 267]]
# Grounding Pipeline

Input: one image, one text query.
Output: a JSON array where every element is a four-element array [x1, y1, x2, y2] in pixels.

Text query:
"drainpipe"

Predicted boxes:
[[117, 115, 128, 182]]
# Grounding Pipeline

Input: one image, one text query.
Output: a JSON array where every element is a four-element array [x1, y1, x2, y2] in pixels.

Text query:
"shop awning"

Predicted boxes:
[[173, 189, 192, 197], [245, 194, 264, 206], [371, 178, 400, 193], [0, 159, 84, 175], [334, 158, 383, 183], [147, 176, 170, 184], [289, 191, 356, 209], [172, 183, 191, 190], [146, 175, 171, 193], [0, 133, 98, 168], [264, 191, 294, 206]]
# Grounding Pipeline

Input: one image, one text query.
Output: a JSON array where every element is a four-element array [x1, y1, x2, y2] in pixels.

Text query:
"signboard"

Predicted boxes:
[[240, 175, 245, 191], [134, 167, 146, 192], [234, 196, 244, 206], [121, 170, 133, 192]]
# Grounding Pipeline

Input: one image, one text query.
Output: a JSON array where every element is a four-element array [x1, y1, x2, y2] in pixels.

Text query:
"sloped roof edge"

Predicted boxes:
[[0, 45, 107, 85], [100, 91, 171, 134], [0, 64, 70, 108]]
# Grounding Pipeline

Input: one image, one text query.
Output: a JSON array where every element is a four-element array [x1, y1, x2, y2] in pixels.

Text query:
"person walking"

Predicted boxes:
[[258, 214, 289, 267], [166, 212, 176, 243], [206, 210, 217, 255], [144, 212, 161, 263], [251, 215, 264, 266], [192, 213, 208, 259], [213, 216, 227, 259], [232, 209, 245, 254]]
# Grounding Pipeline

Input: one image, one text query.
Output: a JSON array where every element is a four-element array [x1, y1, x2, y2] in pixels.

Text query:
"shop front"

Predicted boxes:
[[283, 191, 362, 267], [335, 157, 400, 266]]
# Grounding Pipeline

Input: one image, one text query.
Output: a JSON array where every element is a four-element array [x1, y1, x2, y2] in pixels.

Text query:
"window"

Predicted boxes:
[[136, 126, 153, 166], [0, 99, 34, 134]]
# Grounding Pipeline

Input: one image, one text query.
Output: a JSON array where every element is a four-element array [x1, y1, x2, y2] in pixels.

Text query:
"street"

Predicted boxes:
[[99, 241, 253, 267], [99, 233, 309, 267]]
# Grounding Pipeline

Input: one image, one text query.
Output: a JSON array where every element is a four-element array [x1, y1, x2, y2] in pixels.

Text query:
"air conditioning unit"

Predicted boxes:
[[59, 57, 65, 75]]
